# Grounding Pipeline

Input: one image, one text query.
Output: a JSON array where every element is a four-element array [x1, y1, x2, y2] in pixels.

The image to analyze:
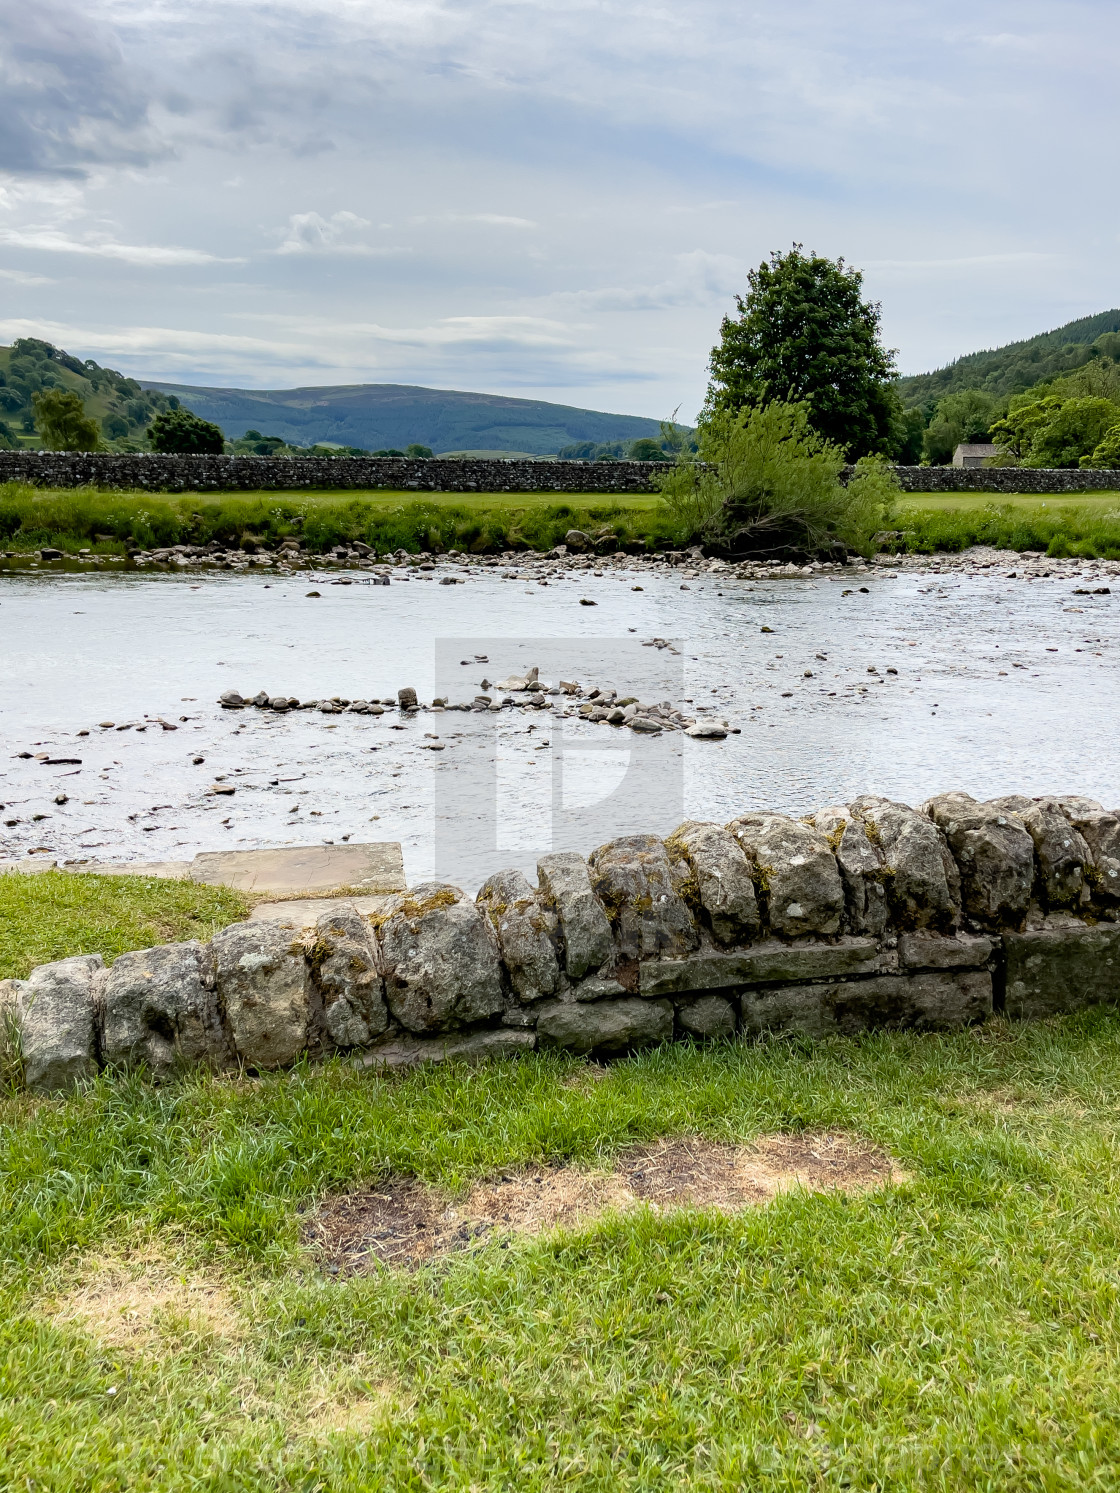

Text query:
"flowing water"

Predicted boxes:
[[1, 562, 1117, 891]]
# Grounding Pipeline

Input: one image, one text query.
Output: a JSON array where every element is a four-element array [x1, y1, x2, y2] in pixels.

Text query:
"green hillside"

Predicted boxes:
[[0, 339, 170, 450], [899, 310, 1120, 414], [136, 377, 666, 455]]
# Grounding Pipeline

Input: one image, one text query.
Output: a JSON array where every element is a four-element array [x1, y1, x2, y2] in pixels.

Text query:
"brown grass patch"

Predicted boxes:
[[308, 1131, 903, 1273], [47, 1260, 240, 1349], [300, 1380, 404, 1440]]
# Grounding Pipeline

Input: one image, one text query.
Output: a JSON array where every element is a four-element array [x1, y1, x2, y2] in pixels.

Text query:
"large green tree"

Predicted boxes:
[[706, 246, 900, 458], [32, 389, 102, 451], [147, 407, 225, 455]]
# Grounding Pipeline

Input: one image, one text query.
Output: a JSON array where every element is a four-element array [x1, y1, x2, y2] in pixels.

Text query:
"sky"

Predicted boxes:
[[0, 0, 1117, 420]]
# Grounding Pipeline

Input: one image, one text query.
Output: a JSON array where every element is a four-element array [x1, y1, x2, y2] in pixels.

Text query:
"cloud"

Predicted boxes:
[[0, 0, 162, 174], [0, 226, 241, 265], [0, 266, 54, 285], [549, 251, 744, 312], [275, 209, 373, 254]]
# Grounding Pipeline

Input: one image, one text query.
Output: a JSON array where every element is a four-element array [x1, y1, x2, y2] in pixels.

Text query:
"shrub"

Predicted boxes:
[[657, 400, 898, 557]]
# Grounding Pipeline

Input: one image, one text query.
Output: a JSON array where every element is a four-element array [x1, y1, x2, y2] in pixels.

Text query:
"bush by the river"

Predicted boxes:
[[656, 400, 900, 558]]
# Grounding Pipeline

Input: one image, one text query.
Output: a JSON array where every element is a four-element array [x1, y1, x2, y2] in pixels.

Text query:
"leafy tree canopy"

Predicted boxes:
[[32, 389, 102, 451], [706, 246, 899, 459], [147, 406, 225, 455], [991, 394, 1120, 469]]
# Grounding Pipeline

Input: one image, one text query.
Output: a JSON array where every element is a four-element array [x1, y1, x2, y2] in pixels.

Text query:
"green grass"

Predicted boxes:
[[0, 482, 672, 558], [0, 871, 250, 981], [4, 1015, 1120, 1487], [891, 497, 1120, 559]]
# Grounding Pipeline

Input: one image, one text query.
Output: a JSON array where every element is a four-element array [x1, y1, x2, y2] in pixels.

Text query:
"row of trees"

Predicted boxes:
[[31, 390, 226, 454]]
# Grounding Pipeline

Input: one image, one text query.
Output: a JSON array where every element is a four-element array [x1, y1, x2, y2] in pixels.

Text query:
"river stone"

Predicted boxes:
[[476, 868, 560, 1002], [1016, 798, 1092, 909], [100, 940, 230, 1074], [588, 835, 699, 965], [310, 906, 388, 1049], [727, 813, 843, 937], [665, 820, 760, 945], [536, 852, 615, 979], [851, 796, 960, 930], [676, 994, 737, 1040], [211, 920, 311, 1069], [811, 807, 890, 936], [18, 954, 102, 1093], [923, 791, 1034, 927], [1057, 800, 1120, 905], [378, 883, 505, 1033], [535, 995, 673, 1056]]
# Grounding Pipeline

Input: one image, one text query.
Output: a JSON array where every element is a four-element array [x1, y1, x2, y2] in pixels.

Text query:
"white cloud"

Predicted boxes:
[[0, 226, 241, 265], [275, 209, 375, 254], [0, 266, 53, 284]]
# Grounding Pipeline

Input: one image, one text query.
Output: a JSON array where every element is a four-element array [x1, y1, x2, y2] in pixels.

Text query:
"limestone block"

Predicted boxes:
[[639, 938, 881, 997], [676, 994, 737, 1040], [741, 970, 992, 1039], [568, 974, 631, 1002], [1004, 923, 1120, 1019], [811, 807, 890, 936], [837, 970, 991, 1032], [356, 1028, 536, 1070], [1060, 802, 1120, 904], [211, 920, 310, 1069], [535, 995, 674, 1055], [727, 813, 844, 937], [665, 820, 760, 945], [100, 940, 230, 1074], [18, 954, 102, 1093], [536, 852, 615, 979], [924, 791, 1034, 927], [310, 906, 388, 1049], [477, 868, 560, 1001], [852, 796, 960, 930], [897, 932, 993, 970], [1017, 798, 1092, 909], [588, 834, 699, 963], [378, 883, 505, 1034]]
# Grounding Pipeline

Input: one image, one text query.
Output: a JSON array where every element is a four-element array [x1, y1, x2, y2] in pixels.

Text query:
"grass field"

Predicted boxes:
[[4, 479, 1120, 559], [2, 1013, 1120, 1489], [0, 870, 249, 981]]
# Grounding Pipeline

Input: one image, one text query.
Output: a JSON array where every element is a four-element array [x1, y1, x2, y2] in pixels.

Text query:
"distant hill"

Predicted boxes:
[[135, 378, 666, 456], [899, 310, 1120, 413]]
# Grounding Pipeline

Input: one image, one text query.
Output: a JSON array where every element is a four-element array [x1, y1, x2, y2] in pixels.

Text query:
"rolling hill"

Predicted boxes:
[[135, 378, 666, 455], [898, 309, 1120, 412]]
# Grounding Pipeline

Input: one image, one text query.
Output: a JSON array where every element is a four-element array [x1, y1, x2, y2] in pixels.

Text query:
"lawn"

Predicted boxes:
[[0, 870, 249, 981]]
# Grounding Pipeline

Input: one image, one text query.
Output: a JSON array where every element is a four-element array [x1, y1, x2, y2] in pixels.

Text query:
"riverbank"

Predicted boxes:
[[3, 481, 1120, 561]]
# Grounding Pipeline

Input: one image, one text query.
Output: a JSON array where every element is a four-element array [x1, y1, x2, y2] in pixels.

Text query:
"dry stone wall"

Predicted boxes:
[[2, 451, 1119, 495], [4, 788, 1120, 1092]]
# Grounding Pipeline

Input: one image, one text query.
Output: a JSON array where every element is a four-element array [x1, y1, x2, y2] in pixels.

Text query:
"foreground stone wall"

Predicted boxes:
[[2, 451, 1118, 495], [3, 788, 1120, 1092]]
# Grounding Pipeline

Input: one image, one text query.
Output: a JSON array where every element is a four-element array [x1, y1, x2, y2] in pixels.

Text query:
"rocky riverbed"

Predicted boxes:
[[1, 554, 1118, 890]]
